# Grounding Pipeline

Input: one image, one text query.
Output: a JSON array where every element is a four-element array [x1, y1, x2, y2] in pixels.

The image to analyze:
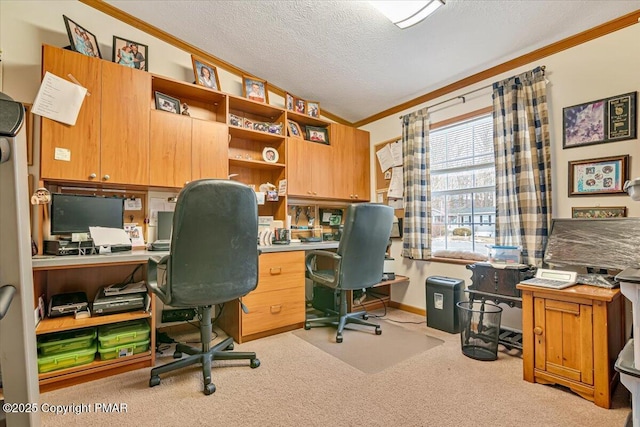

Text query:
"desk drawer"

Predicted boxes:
[[242, 287, 305, 335], [256, 251, 305, 294]]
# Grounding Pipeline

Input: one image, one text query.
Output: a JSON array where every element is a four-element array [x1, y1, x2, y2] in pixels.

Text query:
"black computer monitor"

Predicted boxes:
[[50, 193, 124, 235], [544, 218, 640, 272]]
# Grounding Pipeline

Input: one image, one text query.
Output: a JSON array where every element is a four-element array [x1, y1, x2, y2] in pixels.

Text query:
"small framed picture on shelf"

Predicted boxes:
[[262, 147, 279, 163], [229, 113, 243, 127], [154, 92, 180, 114], [571, 206, 627, 218], [285, 92, 295, 111], [287, 120, 303, 138], [268, 122, 283, 135], [63, 15, 101, 58], [306, 125, 329, 144], [242, 76, 268, 103], [306, 101, 320, 118], [191, 55, 220, 90], [294, 98, 306, 114], [253, 122, 268, 133], [243, 118, 254, 129], [568, 154, 629, 196], [113, 36, 147, 70]]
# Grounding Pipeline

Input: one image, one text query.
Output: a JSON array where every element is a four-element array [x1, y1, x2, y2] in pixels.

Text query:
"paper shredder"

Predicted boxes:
[[426, 276, 465, 333]]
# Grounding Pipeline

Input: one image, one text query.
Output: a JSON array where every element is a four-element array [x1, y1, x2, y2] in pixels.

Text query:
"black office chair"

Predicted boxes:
[[304, 203, 394, 343], [148, 179, 260, 395]]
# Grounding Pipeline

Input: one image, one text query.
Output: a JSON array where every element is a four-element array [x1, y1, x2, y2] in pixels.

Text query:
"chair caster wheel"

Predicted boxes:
[[375, 327, 382, 335], [204, 383, 216, 395], [149, 375, 161, 387], [250, 358, 260, 368], [363, 314, 369, 320], [225, 342, 234, 351], [304, 323, 311, 330], [336, 333, 343, 343], [173, 351, 182, 359]]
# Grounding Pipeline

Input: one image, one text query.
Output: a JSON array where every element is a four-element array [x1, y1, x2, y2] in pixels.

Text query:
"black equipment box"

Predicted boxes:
[[425, 276, 465, 334], [48, 291, 89, 318], [93, 287, 145, 315]]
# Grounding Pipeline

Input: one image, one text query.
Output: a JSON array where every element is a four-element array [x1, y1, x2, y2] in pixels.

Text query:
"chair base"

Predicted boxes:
[[304, 290, 382, 343], [149, 306, 259, 395]]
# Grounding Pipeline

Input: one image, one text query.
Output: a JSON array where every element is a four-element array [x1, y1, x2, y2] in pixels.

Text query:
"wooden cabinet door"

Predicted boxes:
[[330, 124, 353, 200], [100, 61, 150, 185], [534, 297, 594, 385], [191, 119, 228, 180], [307, 140, 333, 199], [40, 45, 101, 182], [352, 128, 370, 201], [286, 137, 309, 197], [149, 110, 192, 188]]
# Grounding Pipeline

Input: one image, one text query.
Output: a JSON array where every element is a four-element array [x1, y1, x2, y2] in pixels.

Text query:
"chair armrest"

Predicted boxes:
[[148, 255, 170, 304], [305, 250, 342, 287]]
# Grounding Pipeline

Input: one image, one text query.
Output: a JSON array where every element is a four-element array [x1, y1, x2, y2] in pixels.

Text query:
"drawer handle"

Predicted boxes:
[[269, 267, 282, 275], [533, 327, 543, 335], [270, 305, 282, 314]]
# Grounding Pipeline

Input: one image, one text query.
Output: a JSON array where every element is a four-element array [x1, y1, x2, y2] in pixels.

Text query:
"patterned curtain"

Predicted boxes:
[[492, 66, 552, 266], [401, 108, 430, 260]]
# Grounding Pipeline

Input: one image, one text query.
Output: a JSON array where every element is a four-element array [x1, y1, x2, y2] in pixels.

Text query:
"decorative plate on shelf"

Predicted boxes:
[[262, 147, 279, 163]]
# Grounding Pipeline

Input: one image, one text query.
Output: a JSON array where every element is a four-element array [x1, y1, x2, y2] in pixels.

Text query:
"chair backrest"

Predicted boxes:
[[166, 179, 258, 306], [336, 203, 394, 290]]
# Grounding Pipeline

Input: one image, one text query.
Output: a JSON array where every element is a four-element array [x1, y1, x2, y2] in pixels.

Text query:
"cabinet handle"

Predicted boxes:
[[185, 181, 190, 186], [307, 190, 312, 194], [354, 194, 358, 199], [102, 174, 110, 181], [269, 267, 282, 275], [270, 304, 282, 314], [313, 191, 317, 195], [533, 327, 543, 335], [89, 173, 97, 179]]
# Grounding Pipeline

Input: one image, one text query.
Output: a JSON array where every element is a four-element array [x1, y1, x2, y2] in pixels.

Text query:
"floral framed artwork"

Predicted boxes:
[[307, 101, 320, 118], [113, 36, 147, 70], [306, 125, 329, 144], [63, 15, 101, 58], [191, 55, 220, 90], [571, 206, 627, 218], [242, 76, 268, 103], [563, 92, 637, 148], [568, 155, 629, 196], [154, 92, 180, 114]]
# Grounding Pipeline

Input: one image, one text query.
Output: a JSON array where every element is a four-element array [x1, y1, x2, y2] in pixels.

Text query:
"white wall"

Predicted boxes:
[[363, 23, 640, 324]]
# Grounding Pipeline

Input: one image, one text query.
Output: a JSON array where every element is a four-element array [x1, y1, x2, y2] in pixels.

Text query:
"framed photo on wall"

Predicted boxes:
[[191, 55, 220, 90], [562, 92, 637, 148], [568, 155, 629, 196], [113, 36, 147, 70], [63, 15, 101, 58], [571, 206, 627, 218]]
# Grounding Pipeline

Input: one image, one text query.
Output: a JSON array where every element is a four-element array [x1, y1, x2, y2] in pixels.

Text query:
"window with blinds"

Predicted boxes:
[[430, 114, 496, 253]]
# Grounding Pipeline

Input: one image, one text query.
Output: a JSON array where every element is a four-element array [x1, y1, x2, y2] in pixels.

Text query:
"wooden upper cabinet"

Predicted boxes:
[[286, 137, 307, 196], [287, 137, 332, 198], [100, 61, 150, 185], [40, 45, 102, 182], [149, 110, 192, 188], [330, 124, 371, 201], [192, 119, 229, 180]]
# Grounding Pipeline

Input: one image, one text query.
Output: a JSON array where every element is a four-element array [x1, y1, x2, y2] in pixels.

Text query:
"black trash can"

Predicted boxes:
[[425, 276, 465, 333], [457, 300, 503, 361]]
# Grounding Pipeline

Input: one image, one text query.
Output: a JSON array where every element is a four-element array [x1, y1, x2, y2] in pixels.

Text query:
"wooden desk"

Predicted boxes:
[[517, 283, 625, 408]]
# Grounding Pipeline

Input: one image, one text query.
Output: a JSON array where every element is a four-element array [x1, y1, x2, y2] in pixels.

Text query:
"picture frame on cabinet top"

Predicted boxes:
[[294, 98, 306, 114], [306, 101, 320, 118], [191, 55, 220, 90], [285, 92, 295, 111], [113, 36, 147, 71], [63, 15, 102, 59], [242, 76, 268, 103]]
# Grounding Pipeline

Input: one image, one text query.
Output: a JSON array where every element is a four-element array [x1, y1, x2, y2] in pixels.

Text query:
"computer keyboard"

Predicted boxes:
[[520, 277, 576, 289]]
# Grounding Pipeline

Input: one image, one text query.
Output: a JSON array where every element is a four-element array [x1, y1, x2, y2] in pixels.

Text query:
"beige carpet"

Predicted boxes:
[[292, 319, 443, 373], [39, 309, 630, 427]]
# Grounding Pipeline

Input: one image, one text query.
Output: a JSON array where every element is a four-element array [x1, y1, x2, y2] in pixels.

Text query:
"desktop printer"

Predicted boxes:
[[93, 287, 146, 315]]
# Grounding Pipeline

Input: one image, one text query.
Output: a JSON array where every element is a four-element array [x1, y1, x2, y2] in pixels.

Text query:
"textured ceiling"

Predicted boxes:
[[105, 0, 639, 123]]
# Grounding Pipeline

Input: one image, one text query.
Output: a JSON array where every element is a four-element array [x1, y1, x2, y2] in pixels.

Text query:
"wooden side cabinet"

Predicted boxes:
[[517, 283, 625, 408]]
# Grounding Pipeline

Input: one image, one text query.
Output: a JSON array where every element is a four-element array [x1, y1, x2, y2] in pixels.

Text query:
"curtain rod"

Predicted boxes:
[[400, 65, 546, 119]]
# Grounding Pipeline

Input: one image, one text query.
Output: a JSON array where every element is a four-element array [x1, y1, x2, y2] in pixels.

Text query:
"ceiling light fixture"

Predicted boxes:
[[370, 0, 445, 29]]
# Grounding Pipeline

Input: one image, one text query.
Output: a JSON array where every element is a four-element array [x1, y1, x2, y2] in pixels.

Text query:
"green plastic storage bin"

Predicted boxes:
[[37, 328, 97, 356], [37, 342, 97, 373], [97, 319, 150, 347], [98, 339, 150, 360]]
